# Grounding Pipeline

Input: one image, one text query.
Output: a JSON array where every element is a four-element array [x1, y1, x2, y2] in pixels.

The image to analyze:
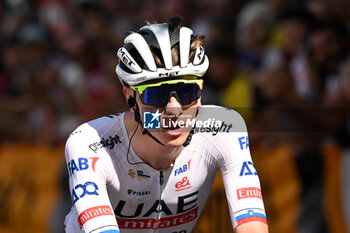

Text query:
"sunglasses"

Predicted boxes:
[[130, 79, 203, 108]]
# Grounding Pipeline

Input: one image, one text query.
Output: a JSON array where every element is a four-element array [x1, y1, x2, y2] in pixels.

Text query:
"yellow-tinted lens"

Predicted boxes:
[[130, 79, 203, 94]]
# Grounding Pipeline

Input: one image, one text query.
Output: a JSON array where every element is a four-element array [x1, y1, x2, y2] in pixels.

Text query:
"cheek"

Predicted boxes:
[[196, 98, 202, 107], [183, 99, 201, 111], [183, 106, 198, 118]]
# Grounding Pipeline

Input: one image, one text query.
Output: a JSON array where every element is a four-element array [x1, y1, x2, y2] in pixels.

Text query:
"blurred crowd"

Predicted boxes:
[[1, 0, 350, 144], [1, 0, 350, 232]]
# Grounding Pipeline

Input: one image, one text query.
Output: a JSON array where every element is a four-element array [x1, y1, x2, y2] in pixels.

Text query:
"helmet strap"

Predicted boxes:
[[182, 108, 198, 147]]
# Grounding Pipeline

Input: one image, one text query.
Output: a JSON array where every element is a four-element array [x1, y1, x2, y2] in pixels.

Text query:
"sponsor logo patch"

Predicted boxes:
[[193, 121, 233, 135], [238, 136, 249, 150], [78, 205, 114, 228], [239, 161, 257, 176], [127, 189, 151, 196], [174, 159, 191, 176], [67, 157, 99, 176], [237, 187, 262, 200], [72, 181, 99, 204], [175, 177, 191, 192], [114, 191, 198, 218], [116, 206, 198, 229], [128, 169, 151, 180], [89, 134, 122, 153]]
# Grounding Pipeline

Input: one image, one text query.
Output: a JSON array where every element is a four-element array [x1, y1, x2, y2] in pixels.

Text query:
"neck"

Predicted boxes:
[[124, 111, 183, 169]]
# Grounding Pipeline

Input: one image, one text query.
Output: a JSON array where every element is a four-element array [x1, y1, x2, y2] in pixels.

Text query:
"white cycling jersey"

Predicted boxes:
[[64, 105, 267, 233]]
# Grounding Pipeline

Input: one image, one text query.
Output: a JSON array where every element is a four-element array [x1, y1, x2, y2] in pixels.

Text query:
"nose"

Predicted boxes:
[[165, 96, 182, 116]]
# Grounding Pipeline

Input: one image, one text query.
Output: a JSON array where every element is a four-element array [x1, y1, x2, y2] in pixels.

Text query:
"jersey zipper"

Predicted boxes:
[[154, 170, 164, 232], [159, 170, 164, 185]]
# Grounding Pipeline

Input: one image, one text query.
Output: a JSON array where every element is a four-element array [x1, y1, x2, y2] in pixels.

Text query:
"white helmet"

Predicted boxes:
[[116, 18, 209, 86]]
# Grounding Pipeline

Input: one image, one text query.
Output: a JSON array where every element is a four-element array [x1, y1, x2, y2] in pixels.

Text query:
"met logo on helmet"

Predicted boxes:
[[117, 47, 141, 73], [159, 71, 179, 77], [119, 49, 135, 67], [193, 46, 205, 65]]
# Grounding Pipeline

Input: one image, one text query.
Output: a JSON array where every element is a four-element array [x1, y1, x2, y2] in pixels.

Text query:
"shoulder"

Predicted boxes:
[[65, 113, 126, 158], [66, 113, 124, 141], [189, 106, 252, 168], [189, 105, 249, 152], [195, 105, 248, 135]]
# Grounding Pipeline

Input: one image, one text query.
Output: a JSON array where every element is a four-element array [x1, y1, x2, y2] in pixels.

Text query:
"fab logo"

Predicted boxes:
[[238, 136, 249, 150], [174, 159, 191, 176], [67, 157, 99, 176]]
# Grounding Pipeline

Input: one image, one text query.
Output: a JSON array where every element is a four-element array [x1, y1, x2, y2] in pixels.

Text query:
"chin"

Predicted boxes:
[[157, 130, 190, 147], [165, 139, 186, 147]]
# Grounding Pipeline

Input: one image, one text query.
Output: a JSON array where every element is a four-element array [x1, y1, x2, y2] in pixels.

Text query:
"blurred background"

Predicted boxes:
[[0, 0, 350, 232]]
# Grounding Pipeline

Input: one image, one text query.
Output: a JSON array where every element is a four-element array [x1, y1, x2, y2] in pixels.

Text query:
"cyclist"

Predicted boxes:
[[64, 16, 268, 233]]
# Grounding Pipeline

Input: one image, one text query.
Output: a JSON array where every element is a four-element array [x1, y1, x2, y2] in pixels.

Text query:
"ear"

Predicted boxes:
[[197, 97, 202, 108], [123, 86, 135, 111], [123, 86, 132, 99]]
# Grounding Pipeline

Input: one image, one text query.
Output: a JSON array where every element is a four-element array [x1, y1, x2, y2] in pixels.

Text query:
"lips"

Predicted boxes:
[[168, 126, 181, 131], [165, 120, 181, 130], [162, 118, 184, 135], [162, 114, 193, 133], [163, 126, 183, 136]]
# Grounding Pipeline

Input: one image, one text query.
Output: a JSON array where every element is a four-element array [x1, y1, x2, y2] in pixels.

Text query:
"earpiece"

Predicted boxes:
[[128, 97, 141, 123], [127, 97, 136, 109]]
